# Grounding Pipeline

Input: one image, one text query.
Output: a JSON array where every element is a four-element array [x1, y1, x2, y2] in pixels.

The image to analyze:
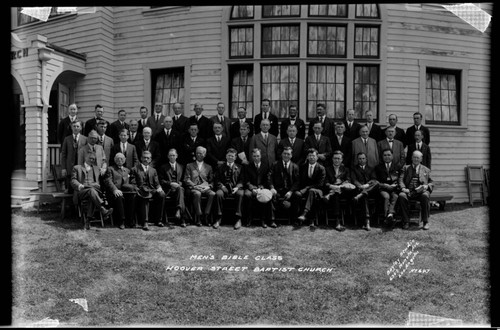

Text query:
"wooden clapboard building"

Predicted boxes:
[[10, 5, 491, 204]]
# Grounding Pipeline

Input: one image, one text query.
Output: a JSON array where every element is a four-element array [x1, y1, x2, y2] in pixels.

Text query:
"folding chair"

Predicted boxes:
[[77, 194, 113, 229], [465, 165, 487, 206]]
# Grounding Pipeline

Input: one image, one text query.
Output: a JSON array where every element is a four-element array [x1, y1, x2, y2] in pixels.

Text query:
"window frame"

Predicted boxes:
[[229, 25, 254, 59], [262, 5, 301, 18], [261, 23, 301, 58], [353, 24, 380, 59], [308, 4, 348, 18], [307, 23, 348, 58]]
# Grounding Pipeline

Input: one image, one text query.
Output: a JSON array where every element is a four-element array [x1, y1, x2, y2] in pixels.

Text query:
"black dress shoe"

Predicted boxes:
[[270, 221, 277, 228], [261, 221, 267, 228], [402, 222, 410, 230], [156, 222, 164, 227], [335, 224, 346, 232], [180, 221, 187, 228], [119, 224, 125, 230], [142, 224, 150, 231], [298, 214, 306, 222]]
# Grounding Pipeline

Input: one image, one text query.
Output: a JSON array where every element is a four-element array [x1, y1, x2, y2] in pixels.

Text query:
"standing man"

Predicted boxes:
[[184, 146, 216, 226], [406, 112, 430, 146], [383, 114, 406, 147], [128, 119, 142, 145], [60, 120, 87, 193], [154, 116, 180, 167], [108, 109, 129, 144], [230, 106, 254, 139], [147, 102, 166, 138], [138, 106, 149, 134], [331, 122, 352, 168], [277, 124, 305, 166], [210, 102, 231, 139], [280, 105, 306, 140], [77, 130, 107, 176], [249, 119, 278, 169], [134, 127, 161, 169], [171, 102, 190, 138], [189, 103, 213, 141], [205, 122, 231, 169], [57, 103, 81, 144], [132, 150, 166, 230], [95, 120, 114, 164], [269, 146, 301, 226], [110, 128, 139, 169], [323, 151, 355, 231], [213, 148, 245, 229], [304, 122, 333, 167], [179, 123, 205, 166], [375, 149, 401, 226], [351, 125, 379, 169], [158, 149, 186, 227], [344, 109, 362, 140], [230, 122, 252, 166], [103, 152, 136, 229], [308, 103, 335, 139], [84, 104, 109, 136], [377, 126, 405, 169], [254, 99, 279, 137], [398, 150, 433, 230], [350, 152, 379, 231], [296, 148, 326, 228], [406, 130, 431, 169], [365, 110, 383, 142], [71, 152, 113, 229]]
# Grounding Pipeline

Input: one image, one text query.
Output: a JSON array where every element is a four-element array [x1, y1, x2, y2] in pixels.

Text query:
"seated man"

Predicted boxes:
[[374, 148, 401, 226], [323, 151, 355, 232], [214, 148, 245, 229], [243, 148, 273, 228], [398, 150, 434, 230], [131, 150, 166, 230], [297, 148, 326, 228], [350, 152, 379, 231], [184, 146, 216, 226], [269, 146, 301, 225], [103, 152, 136, 229], [71, 152, 113, 230], [158, 148, 187, 227]]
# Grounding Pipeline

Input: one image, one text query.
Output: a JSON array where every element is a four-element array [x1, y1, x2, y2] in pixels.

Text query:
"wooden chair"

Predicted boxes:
[[78, 198, 113, 229], [465, 165, 487, 206]]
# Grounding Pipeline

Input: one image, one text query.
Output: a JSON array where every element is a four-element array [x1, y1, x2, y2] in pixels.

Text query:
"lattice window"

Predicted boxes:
[[355, 4, 379, 18], [262, 25, 300, 57], [308, 25, 347, 57], [354, 25, 379, 57], [425, 70, 460, 125], [307, 64, 346, 119], [353, 65, 379, 118], [152, 68, 185, 116], [229, 66, 254, 118], [230, 26, 254, 58], [308, 4, 347, 17], [262, 64, 299, 118], [230, 6, 254, 19], [262, 5, 300, 17]]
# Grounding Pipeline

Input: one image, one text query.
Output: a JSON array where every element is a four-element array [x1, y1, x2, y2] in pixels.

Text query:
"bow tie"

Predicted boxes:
[[388, 140, 394, 143]]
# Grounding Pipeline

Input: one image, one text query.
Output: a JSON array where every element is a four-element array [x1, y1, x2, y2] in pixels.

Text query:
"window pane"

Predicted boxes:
[[308, 25, 346, 56], [261, 64, 299, 119], [153, 68, 185, 116], [307, 64, 346, 119], [263, 5, 300, 17], [230, 27, 253, 58], [262, 26, 299, 56], [231, 6, 254, 19], [356, 4, 379, 17], [425, 69, 460, 124], [309, 4, 347, 17], [355, 26, 379, 57], [353, 65, 379, 118], [230, 66, 254, 118]]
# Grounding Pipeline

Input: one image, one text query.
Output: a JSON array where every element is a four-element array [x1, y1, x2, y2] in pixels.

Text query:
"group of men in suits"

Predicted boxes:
[[59, 99, 434, 231]]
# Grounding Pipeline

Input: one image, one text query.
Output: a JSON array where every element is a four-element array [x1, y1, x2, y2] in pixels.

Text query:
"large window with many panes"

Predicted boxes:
[[227, 4, 382, 122]]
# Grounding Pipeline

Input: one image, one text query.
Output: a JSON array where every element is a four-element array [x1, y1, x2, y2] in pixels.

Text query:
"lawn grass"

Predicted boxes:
[[11, 204, 489, 326]]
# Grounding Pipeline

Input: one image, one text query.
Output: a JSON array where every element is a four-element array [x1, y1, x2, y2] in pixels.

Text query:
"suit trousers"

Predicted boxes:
[[271, 189, 299, 221], [215, 188, 244, 219], [166, 186, 186, 212], [296, 188, 323, 214], [77, 188, 104, 217], [380, 189, 398, 216], [136, 190, 166, 225], [397, 191, 431, 223], [324, 189, 355, 218], [244, 190, 272, 221], [107, 192, 135, 226], [190, 189, 215, 216]]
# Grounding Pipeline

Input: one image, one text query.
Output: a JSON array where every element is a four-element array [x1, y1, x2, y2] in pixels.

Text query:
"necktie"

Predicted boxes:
[[290, 138, 294, 146], [263, 134, 267, 142], [142, 119, 146, 126], [316, 135, 320, 142], [192, 137, 196, 143], [167, 130, 170, 138], [337, 135, 342, 145], [100, 136, 104, 145], [174, 116, 177, 122], [364, 139, 367, 148], [256, 163, 260, 170], [156, 115, 159, 123], [368, 123, 372, 131], [309, 165, 313, 178], [145, 141, 149, 149], [220, 116, 224, 123], [121, 143, 126, 154], [73, 135, 78, 149], [242, 137, 247, 143], [349, 122, 352, 128], [217, 135, 220, 143], [417, 143, 421, 151], [240, 119, 245, 125], [172, 163, 176, 171], [91, 145, 95, 153], [131, 132, 135, 140], [284, 162, 288, 171], [386, 163, 390, 172]]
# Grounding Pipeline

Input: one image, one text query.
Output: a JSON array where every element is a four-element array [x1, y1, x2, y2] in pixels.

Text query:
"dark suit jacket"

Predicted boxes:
[[108, 120, 129, 144], [158, 162, 185, 191], [84, 118, 109, 136], [406, 124, 430, 146], [132, 163, 161, 193], [230, 136, 251, 165], [137, 118, 149, 134], [189, 115, 213, 141], [230, 119, 254, 139], [331, 134, 352, 168], [57, 117, 82, 144], [325, 165, 351, 186], [377, 138, 406, 169], [399, 164, 434, 193], [70, 164, 102, 205], [277, 137, 305, 166], [214, 163, 244, 191], [268, 160, 300, 193], [180, 136, 206, 166], [134, 139, 161, 168], [344, 120, 362, 140], [304, 135, 333, 167], [383, 126, 406, 147], [172, 114, 190, 137], [309, 117, 335, 139], [249, 132, 279, 169], [154, 129, 181, 166], [128, 131, 143, 145], [244, 162, 270, 190], [147, 114, 166, 137], [374, 162, 401, 188], [298, 162, 326, 192], [254, 112, 279, 137], [367, 122, 384, 142], [60, 134, 87, 174], [184, 161, 214, 190], [406, 142, 432, 169], [109, 142, 139, 169], [210, 115, 232, 139], [103, 165, 135, 193], [206, 135, 231, 168], [350, 164, 378, 188], [280, 117, 306, 140], [351, 137, 379, 169]]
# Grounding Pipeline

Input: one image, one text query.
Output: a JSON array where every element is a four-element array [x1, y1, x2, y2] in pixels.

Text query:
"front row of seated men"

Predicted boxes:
[[71, 145, 433, 231]]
